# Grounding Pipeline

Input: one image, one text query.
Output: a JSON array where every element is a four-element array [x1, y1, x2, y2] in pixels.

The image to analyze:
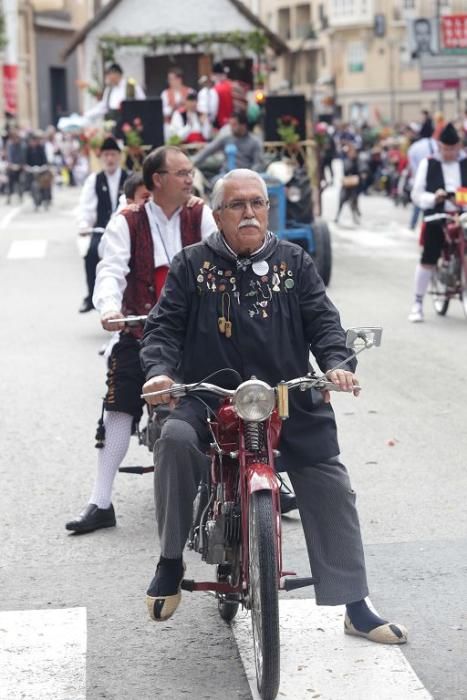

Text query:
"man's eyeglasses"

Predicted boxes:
[[157, 169, 194, 179], [221, 198, 270, 212]]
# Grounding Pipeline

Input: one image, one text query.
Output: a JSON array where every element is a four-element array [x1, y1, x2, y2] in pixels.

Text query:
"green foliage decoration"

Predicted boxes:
[[98, 30, 269, 57]]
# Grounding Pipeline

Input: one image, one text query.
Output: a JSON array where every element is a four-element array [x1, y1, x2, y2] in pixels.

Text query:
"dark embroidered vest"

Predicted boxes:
[[95, 170, 127, 229], [121, 202, 204, 338], [425, 158, 467, 215]]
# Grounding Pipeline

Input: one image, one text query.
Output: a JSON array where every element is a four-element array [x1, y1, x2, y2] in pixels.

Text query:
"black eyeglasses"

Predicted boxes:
[[220, 198, 270, 212], [156, 169, 195, 179]]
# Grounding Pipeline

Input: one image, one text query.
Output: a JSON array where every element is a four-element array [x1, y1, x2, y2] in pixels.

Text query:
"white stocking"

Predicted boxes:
[[413, 264, 432, 304], [89, 411, 133, 509]]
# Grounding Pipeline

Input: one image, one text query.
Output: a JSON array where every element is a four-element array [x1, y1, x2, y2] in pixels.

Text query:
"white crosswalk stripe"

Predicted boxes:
[[7, 240, 48, 259], [330, 223, 419, 260], [232, 600, 432, 700], [0, 607, 87, 700]]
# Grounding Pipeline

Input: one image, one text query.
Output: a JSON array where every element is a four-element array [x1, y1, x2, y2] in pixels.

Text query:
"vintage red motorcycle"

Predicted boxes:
[[143, 326, 382, 700]]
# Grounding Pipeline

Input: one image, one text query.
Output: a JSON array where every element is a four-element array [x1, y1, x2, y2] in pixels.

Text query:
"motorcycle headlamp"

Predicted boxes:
[[233, 380, 275, 422], [286, 185, 301, 203]]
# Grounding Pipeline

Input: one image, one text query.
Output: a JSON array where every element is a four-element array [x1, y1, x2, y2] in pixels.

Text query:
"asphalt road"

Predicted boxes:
[[0, 182, 466, 700]]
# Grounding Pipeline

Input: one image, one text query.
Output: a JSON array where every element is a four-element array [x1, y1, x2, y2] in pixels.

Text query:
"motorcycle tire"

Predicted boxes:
[[431, 265, 450, 316], [249, 490, 280, 700], [312, 219, 332, 287]]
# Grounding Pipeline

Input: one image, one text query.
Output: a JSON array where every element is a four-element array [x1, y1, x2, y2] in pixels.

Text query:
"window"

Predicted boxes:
[[347, 42, 366, 72], [296, 4, 312, 39], [278, 8, 291, 40], [403, 0, 415, 8]]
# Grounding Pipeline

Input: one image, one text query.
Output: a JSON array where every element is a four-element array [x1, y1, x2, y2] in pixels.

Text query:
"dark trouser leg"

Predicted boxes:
[[288, 457, 368, 605], [154, 419, 209, 558], [84, 231, 102, 302], [335, 188, 347, 221]]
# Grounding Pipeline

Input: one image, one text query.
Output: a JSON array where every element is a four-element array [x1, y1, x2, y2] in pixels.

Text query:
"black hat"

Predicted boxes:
[[105, 63, 123, 75], [100, 136, 121, 152], [212, 62, 228, 75], [419, 119, 434, 138], [439, 122, 460, 145]]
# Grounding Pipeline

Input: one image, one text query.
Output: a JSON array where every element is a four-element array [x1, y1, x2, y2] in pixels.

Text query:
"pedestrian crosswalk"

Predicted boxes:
[[0, 602, 432, 700], [6, 239, 48, 259], [330, 222, 420, 260], [233, 600, 432, 700], [0, 607, 86, 700]]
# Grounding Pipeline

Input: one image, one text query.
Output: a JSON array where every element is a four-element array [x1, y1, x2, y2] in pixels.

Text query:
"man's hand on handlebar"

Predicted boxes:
[[324, 369, 360, 404], [142, 375, 176, 408], [101, 310, 126, 332], [434, 188, 448, 204]]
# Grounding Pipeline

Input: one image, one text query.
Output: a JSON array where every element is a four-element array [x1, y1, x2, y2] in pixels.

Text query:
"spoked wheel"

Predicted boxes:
[[217, 560, 240, 622], [461, 264, 467, 319], [430, 265, 450, 316], [249, 490, 280, 700]]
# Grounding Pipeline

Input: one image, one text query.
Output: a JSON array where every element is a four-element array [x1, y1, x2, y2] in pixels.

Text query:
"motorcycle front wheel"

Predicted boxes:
[[249, 490, 280, 700], [430, 265, 450, 316]]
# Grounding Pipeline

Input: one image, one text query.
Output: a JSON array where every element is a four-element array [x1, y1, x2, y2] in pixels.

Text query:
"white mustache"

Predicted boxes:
[[239, 218, 260, 229]]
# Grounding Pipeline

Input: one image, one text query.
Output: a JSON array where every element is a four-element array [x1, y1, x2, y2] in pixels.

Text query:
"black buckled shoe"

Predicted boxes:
[[65, 503, 116, 533], [279, 485, 298, 515], [79, 298, 94, 313], [146, 557, 185, 622]]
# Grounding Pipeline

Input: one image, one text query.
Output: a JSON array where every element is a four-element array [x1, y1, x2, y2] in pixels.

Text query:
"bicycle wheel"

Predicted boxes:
[[461, 264, 467, 319], [249, 490, 280, 700], [430, 265, 450, 316]]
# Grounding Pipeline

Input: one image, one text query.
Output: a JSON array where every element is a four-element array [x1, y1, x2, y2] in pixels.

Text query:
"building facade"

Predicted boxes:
[[1, 0, 94, 130], [246, 0, 467, 124]]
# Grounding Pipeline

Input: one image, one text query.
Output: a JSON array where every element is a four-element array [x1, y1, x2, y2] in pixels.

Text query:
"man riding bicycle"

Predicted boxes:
[[408, 122, 467, 322]]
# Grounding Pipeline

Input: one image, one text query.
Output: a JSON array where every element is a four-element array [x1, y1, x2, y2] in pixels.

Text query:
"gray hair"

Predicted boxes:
[[211, 169, 268, 210]]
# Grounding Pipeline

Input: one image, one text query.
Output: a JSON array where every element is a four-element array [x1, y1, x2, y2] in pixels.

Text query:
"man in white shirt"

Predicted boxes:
[[66, 146, 217, 533], [407, 120, 438, 230], [197, 75, 219, 126], [84, 63, 146, 123], [408, 123, 467, 322], [78, 136, 128, 313]]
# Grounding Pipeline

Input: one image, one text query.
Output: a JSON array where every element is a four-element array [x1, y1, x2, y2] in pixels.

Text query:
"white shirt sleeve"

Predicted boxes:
[[83, 91, 108, 122], [168, 111, 189, 140], [200, 206, 218, 239], [161, 90, 172, 118], [78, 173, 98, 230], [411, 158, 436, 210], [92, 214, 132, 314], [135, 84, 146, 100]]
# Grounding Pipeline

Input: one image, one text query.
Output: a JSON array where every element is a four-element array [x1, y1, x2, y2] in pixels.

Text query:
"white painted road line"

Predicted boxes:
[[7, 239, 48, 259], [0, 205, 23, 230], [0, 607, 86, 700], [233, 600, 432, 700]]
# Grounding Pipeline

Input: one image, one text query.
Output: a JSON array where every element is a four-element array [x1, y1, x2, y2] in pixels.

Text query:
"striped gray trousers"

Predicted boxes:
[[153, 418, 369, 606]]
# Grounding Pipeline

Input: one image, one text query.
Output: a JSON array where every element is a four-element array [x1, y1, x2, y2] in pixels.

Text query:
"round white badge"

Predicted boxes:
[[252, 260, 269, 276]]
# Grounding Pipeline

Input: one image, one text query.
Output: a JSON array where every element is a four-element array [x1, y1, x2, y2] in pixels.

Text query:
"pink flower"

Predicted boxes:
[[122, 123, 131, 133]]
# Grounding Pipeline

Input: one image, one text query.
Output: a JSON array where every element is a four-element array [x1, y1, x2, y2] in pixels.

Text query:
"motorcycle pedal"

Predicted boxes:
[[282, 576, 317, 592]]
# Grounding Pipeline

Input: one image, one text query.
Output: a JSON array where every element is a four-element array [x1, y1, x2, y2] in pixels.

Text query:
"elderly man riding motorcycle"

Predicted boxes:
[[140, 167, 408, 645]]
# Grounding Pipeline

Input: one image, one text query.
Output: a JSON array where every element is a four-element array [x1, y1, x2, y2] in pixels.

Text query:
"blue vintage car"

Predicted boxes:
[[225, 143, 332, 286]]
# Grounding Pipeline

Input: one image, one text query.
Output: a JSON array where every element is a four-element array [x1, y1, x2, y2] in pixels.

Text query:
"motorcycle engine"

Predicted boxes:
[[204, 502, 241, 565]]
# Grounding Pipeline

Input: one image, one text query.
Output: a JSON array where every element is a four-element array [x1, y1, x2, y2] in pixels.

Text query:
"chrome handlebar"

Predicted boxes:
[[141, 376, 350, 401], [142, 382, 235, 400]]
